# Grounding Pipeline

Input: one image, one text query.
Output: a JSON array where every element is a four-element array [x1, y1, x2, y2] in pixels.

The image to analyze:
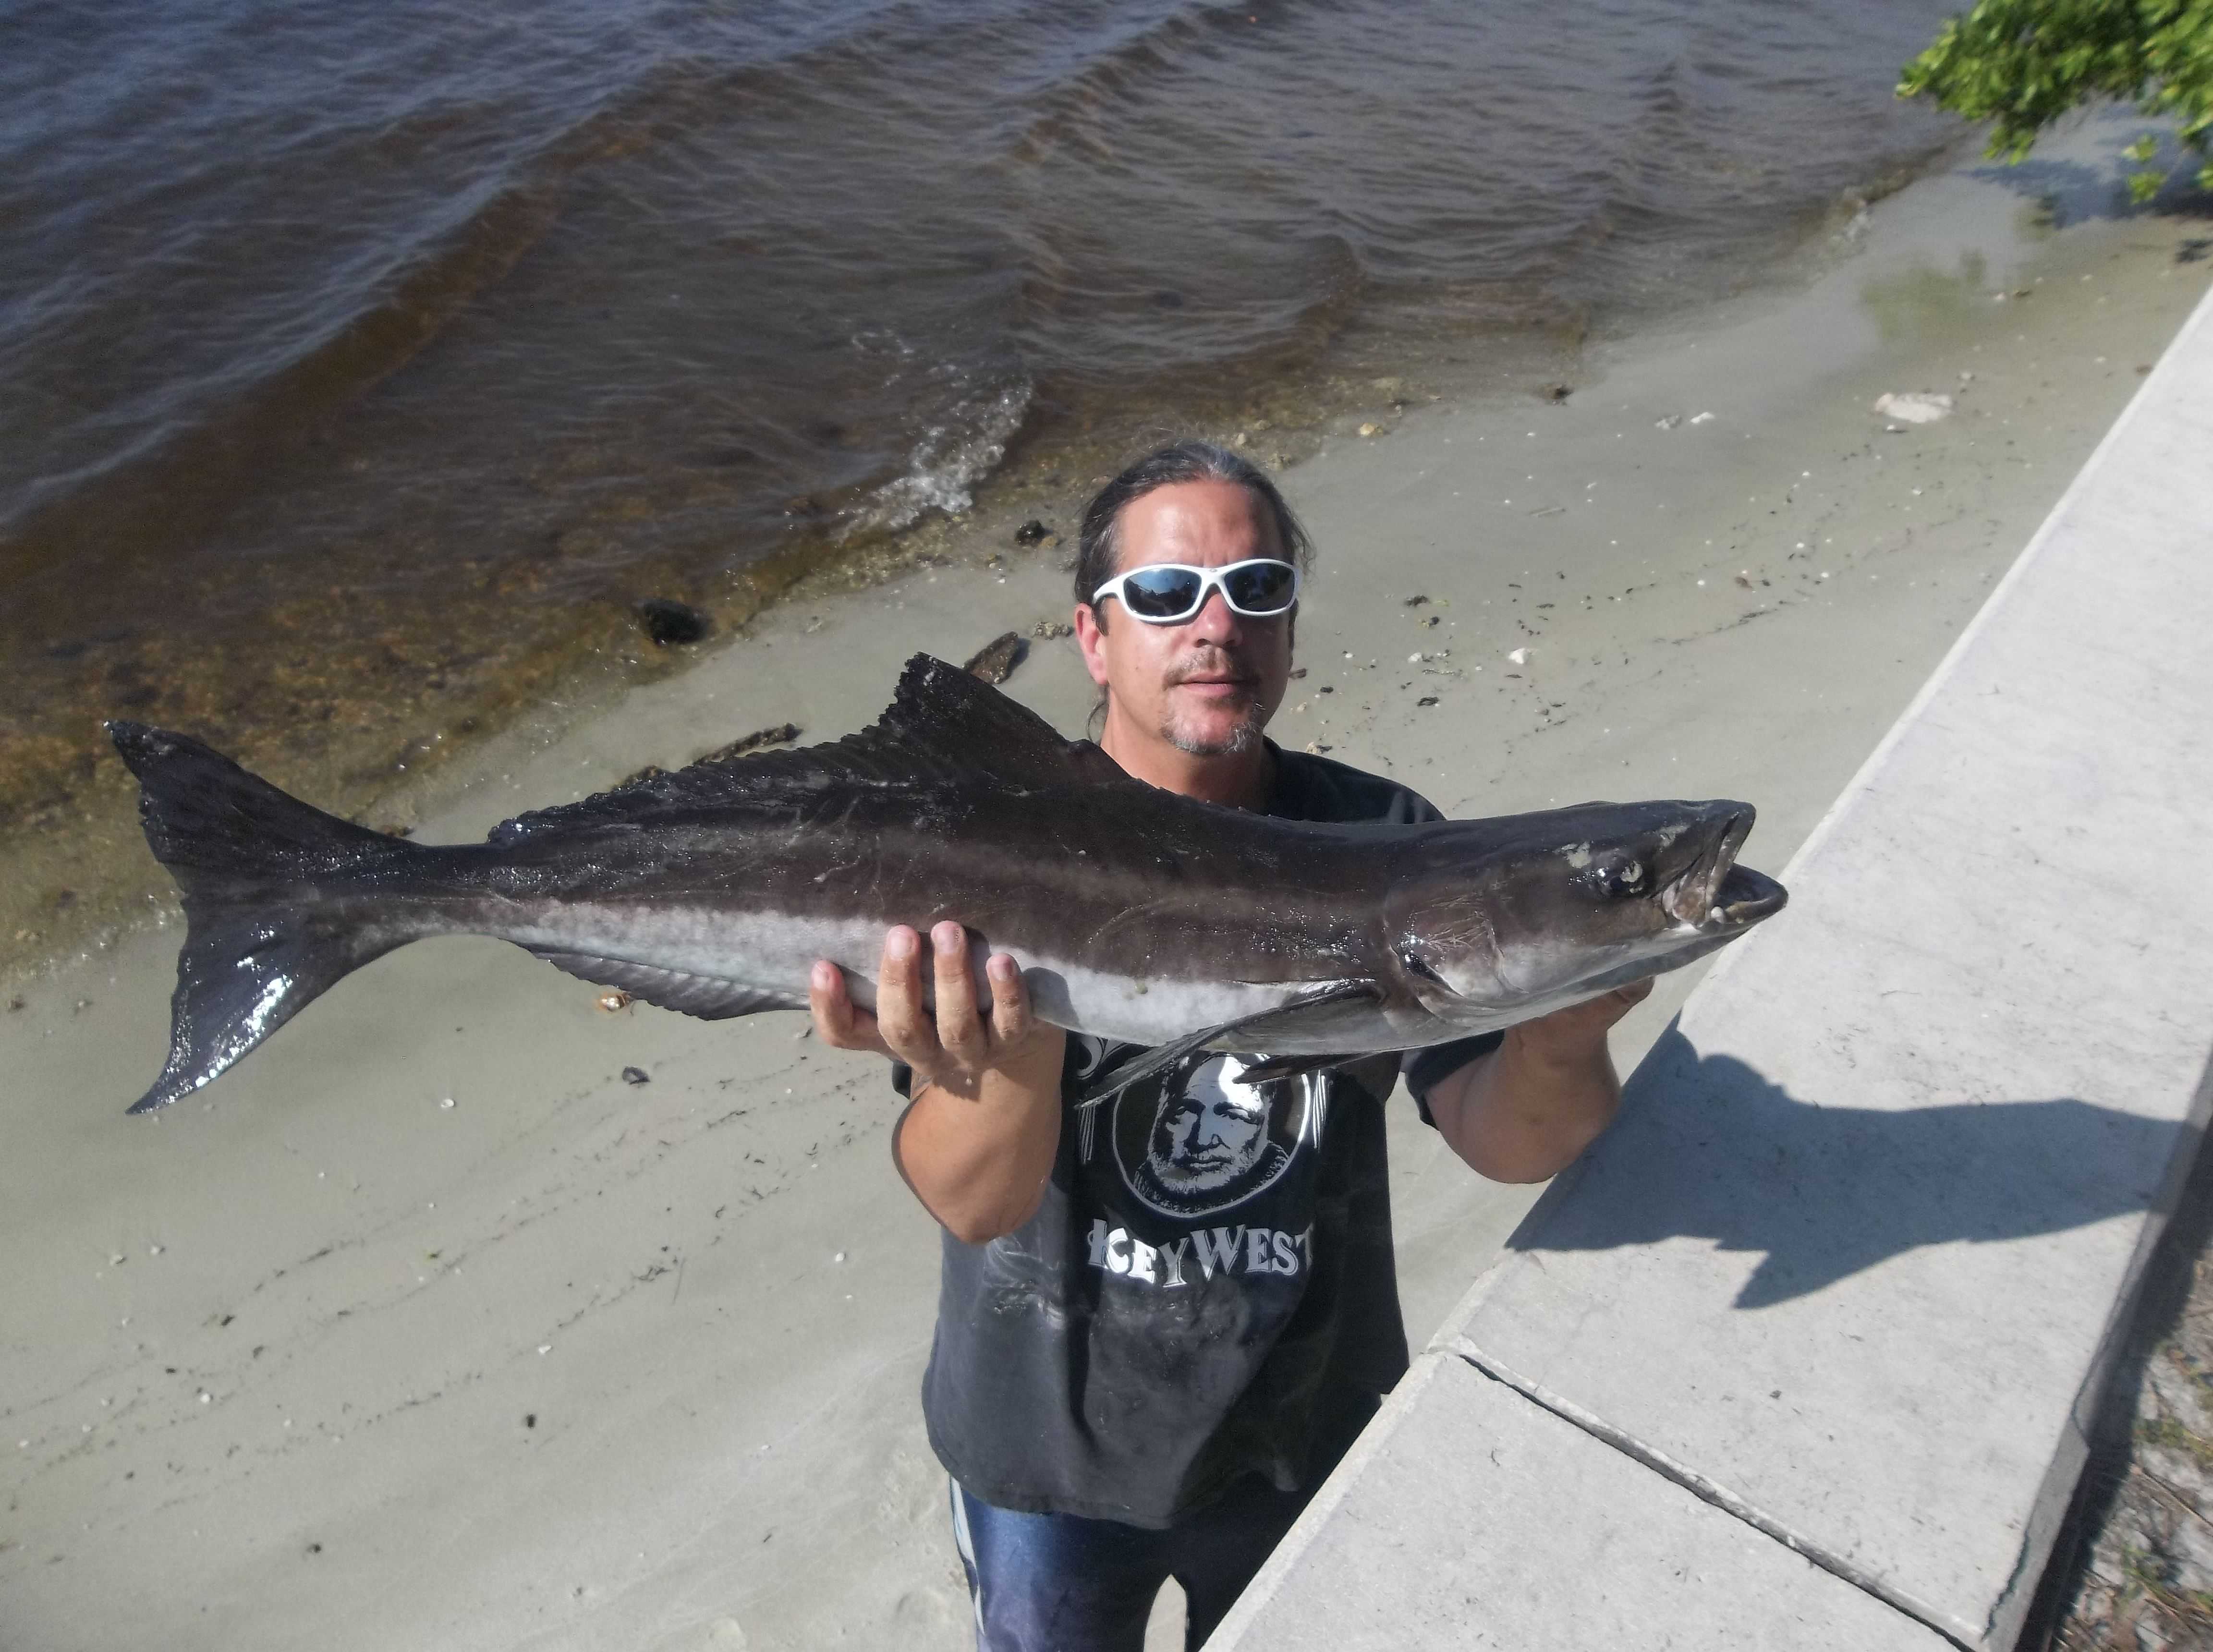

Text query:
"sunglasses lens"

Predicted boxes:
[[1119, 567, 1206, 619], [1223, 562, 1297, 613]]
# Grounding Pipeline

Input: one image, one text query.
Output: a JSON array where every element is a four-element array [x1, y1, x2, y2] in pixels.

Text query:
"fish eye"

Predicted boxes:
[[1604, 859, 1650, 898], [1398, 947, 1446, 985]]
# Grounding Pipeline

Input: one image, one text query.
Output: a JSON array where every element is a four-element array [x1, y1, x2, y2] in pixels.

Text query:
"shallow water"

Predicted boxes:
[[0, 0, 1962, 923]]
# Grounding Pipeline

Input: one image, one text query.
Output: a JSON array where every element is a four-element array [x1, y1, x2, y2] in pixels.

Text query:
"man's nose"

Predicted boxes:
[[1184, 586, 1241, 644]]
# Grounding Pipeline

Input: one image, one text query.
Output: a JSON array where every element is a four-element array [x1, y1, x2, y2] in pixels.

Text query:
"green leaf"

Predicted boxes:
[[1899, 0, 2213, 188]]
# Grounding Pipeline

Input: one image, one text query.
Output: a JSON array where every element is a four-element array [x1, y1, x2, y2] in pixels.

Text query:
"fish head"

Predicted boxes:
[[1382, 799, 1787, 1024]]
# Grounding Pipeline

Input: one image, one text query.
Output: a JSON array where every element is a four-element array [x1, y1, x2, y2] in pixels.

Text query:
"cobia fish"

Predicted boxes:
[[109, 653, 1786, 1116]]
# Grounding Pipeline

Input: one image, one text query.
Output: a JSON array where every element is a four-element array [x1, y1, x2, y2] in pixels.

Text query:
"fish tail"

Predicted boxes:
[[108, 722, 430, 1114]]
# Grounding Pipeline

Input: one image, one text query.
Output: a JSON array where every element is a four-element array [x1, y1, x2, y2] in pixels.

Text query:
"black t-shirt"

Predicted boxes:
[[899, 745, 1501, 1528]]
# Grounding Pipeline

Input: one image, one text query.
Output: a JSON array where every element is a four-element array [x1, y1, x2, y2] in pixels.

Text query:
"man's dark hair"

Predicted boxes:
[[1073, 440, 1313, 625]]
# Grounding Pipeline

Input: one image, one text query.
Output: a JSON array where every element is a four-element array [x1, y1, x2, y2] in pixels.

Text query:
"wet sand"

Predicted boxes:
[[3, 136, 2209, 1651]]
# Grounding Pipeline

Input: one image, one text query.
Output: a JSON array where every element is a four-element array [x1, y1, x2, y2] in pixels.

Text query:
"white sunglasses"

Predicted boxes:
[[1089, 558, 1301, 624]]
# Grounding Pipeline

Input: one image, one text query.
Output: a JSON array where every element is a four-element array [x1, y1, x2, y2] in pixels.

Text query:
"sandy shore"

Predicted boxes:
[[5, 126, 2209, 1650]]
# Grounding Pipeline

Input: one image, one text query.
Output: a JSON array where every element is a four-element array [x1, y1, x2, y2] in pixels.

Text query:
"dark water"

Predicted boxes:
[[0, 0, 1960, 858]]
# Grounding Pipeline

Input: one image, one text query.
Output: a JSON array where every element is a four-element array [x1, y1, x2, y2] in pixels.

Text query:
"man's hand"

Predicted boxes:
[[1506, 978, 1653, 1066], [809, 923, 1066, 1243], [1424, 978, 1653, 1184], [809, 922, 1062, 1098]]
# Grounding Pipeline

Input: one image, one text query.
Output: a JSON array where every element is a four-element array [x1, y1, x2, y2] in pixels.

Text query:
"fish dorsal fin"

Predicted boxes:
[[863, 653, 1124, 788], [490, 654, 1124, 844]]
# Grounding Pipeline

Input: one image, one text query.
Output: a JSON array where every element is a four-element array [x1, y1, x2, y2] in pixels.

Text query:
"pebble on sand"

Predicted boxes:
[[621, 1066, 650, 1086], [1507, 647, 1531, 665], [596, 990, 633, 1013]]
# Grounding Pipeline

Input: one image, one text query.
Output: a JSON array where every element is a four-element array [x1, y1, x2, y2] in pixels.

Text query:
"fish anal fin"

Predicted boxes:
[[1074, 981, 1380, 1107], [529, 952, 803, 1020]]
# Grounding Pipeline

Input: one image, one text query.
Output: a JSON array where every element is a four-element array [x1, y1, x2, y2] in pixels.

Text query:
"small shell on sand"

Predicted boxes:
[[1507, 647, 1531, 665], [1873, 391, 1953, 425], [596, 990, 633, 1014]]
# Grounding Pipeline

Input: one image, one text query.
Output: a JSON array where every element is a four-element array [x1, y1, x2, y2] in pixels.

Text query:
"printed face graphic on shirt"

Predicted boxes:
[[1116, 1054, 1313, 1220], [1152, 1065, 1269, 1190]]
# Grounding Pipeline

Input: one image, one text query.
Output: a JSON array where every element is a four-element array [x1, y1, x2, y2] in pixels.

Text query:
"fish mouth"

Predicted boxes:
[[1708, 861, 1788, 928], [1661, 807, 1787, 930]]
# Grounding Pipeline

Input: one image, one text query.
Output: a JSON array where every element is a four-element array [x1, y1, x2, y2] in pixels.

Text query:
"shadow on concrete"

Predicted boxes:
[[1510, 1027, 2197, 1309]]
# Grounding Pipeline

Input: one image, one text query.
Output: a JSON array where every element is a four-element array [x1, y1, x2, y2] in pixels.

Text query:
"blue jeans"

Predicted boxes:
[[949, 1476, 1312, 1652]]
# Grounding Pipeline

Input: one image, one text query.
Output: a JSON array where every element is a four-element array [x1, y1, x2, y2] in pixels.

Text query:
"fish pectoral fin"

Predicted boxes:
[[1227, 1052, 1356, 1085], [1230, 1050, 1407, 1102], [1072, 981, 1380, 1107], [527, 951, 804, 1020]]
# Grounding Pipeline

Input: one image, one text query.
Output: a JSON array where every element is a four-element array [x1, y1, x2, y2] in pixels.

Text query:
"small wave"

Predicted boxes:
[[840, 376, 1034, 540]]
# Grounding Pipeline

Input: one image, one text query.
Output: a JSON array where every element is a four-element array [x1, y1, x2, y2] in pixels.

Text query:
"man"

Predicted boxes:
[[808, 440, 1646, 1651]]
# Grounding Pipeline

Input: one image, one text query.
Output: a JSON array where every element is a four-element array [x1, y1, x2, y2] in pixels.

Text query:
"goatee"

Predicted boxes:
[[1165, 715, 1265, 758]]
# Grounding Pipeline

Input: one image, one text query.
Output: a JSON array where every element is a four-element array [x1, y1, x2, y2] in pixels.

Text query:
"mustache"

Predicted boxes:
[[1167, 651, 1260, 686]]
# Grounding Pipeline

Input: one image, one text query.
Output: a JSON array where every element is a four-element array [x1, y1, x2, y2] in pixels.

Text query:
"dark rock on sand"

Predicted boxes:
[[963, 632, 1029, 686], [1014, 520, 1050, 546], [635, 599, 711, 647]]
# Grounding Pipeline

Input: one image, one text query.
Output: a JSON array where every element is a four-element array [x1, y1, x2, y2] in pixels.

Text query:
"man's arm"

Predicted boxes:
[[1420, 980, 1653, 1183], [809, 922, 1067, 1245]]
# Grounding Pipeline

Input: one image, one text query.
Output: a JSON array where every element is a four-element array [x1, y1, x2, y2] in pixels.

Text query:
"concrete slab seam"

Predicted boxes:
[[1443, 1334, 1976, 1650], [1668, 277, 2213, 1022], [1197, 1350, 1459, 1650]]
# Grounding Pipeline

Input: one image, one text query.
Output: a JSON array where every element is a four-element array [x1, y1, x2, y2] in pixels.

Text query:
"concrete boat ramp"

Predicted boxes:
[[1210, 282, 2213, 1650]]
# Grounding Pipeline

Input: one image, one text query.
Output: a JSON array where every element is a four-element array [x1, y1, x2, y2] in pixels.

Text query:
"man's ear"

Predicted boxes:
[[1073, 601, 1112, 687]]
